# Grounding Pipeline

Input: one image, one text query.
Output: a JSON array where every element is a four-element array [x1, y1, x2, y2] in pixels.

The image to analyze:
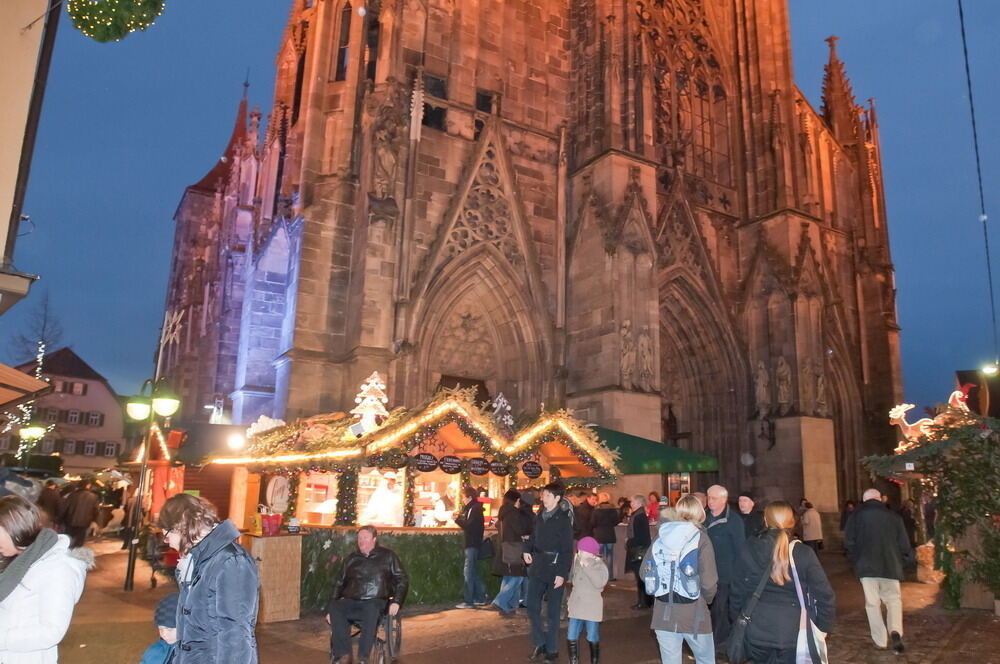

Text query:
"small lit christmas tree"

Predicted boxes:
[[492, 392, 514, 432], [351, 371, 389, 433]]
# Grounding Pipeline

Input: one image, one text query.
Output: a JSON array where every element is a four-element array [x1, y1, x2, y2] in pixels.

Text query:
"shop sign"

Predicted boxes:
[[489, 460, 510, 476], [468, 457, 490, 476], [522, 461, 542, 479], [413, 452, 439, 472], [439, 455, 463, 474]]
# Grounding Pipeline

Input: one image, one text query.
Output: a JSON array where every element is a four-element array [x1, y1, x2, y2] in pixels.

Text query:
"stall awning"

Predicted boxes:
[[0, 362, 52, 411], [591, 426, 718, 474]]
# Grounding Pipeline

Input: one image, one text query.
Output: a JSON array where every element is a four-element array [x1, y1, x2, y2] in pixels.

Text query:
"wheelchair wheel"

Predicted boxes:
[[370, 640, 390, 664], [384, 613, 401, 661]]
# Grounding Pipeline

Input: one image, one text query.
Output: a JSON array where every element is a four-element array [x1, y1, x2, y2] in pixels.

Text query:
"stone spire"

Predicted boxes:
[[821, 36, 861, 144]]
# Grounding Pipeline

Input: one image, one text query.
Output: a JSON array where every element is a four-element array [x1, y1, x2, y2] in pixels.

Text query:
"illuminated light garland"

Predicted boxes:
[[67, 0, 165, 43], [4, 339, 54, 461], [211, 447, 362, 465]]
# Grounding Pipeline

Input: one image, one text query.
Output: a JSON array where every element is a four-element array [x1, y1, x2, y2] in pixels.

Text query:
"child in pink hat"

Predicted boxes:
[[567, 536, 608, 663]]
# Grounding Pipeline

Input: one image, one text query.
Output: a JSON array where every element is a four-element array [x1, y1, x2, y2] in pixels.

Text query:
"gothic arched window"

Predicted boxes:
[[333, 2, 352, 81]]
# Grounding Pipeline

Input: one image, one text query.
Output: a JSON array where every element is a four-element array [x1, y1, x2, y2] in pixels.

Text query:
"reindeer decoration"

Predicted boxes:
[[889, 385, 974, 452]]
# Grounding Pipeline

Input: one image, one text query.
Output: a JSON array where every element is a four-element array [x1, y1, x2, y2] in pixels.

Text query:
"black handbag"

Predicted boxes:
[[478, 536, 495, 560], [727, 566, 772, 664]]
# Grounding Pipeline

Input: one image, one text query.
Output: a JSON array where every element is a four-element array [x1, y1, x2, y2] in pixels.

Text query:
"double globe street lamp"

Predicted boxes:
[[123, 377, 180, 591]]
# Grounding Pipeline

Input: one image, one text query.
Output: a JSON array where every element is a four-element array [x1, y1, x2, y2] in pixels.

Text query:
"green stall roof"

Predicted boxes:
[[592, 426, 718, 474]]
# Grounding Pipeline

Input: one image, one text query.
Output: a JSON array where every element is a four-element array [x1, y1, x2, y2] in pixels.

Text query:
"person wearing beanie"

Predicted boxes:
[[566, 536, 609, 664], [139, 592, 179, 664], [737, 491, 764, 540]]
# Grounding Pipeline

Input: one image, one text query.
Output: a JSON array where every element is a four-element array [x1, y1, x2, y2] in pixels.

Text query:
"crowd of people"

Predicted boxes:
[[1, 473, 919, 664], [443, 482, 915, 664]]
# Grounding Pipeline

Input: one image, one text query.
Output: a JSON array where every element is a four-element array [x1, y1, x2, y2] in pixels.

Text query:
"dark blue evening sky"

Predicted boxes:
[[1, 1, 997, 413]]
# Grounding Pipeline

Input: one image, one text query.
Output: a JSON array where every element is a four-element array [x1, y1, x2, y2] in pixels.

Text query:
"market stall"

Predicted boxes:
[[213, 386, 621, 529]]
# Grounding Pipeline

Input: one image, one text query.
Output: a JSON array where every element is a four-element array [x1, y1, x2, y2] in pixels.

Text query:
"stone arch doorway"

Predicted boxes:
[[659, 273, 750, 486], [401, 247, 551, 410]]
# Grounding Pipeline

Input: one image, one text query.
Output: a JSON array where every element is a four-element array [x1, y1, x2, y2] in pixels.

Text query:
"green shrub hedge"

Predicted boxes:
[[301, 529, 501, 609]]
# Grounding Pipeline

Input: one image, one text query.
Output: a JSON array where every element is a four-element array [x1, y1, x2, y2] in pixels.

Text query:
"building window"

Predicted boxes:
[[63, 440, 77, 455], [0, 436, 8, 451], [41, 437, 54, 454], [87, 412, 103, 427], [423, 74, 447, 100], [68, 410, 81, 425], [103, 442, 118, 457], [54, 380, 65, 392], [366, 19, 381, 81], [71, 382, 87, 396], [476, 89, 495, 113], [83, 441, 96, 456], [422, 104, 447, 131], [334, 2, 352, 81], [45, 407, 59, 423]]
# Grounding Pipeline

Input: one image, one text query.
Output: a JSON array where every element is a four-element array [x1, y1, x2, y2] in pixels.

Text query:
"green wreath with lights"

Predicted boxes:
[[67, 0, 165, 43]]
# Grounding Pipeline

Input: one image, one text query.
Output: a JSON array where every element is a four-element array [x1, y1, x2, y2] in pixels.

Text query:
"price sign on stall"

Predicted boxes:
[[468, 457, 490, 476], [439, 455, 463, 474], [489, 460, 510, 476], [522, 461, 542, 479], [413, 452, 439, 472]]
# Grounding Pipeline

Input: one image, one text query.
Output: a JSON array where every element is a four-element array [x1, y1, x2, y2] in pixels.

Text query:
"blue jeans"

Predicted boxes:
[[463, 547, 486, 604], [600, 542, 615, 578], [568, 618, 600, 642], [493, 575, 524, 612], [654, 631, 715, 664]]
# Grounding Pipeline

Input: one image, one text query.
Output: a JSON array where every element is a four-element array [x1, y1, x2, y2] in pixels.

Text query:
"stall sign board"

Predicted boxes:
[[468, 457, 490, 476], [522, 461, 542, 479], [489, 460, 510, 476], [413, 452, 439, 472], [439, 455, 463, 474]]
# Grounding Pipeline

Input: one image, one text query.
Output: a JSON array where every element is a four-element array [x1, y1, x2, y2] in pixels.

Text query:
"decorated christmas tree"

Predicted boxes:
[[351, 371, 389, 433]]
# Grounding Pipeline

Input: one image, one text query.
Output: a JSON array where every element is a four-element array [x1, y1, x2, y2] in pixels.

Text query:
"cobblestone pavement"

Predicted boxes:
[[61, 538, 1000, 664]]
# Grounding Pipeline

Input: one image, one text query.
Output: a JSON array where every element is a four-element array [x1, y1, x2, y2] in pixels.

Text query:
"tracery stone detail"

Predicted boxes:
[[432, 306, 497, 379]]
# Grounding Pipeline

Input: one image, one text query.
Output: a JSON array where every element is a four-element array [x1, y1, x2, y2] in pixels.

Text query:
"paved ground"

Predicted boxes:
[[60, 537, 1000, 663]]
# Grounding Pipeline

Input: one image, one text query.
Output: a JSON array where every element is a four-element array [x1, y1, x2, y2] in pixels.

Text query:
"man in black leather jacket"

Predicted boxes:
[[326, 526, 409, 664]]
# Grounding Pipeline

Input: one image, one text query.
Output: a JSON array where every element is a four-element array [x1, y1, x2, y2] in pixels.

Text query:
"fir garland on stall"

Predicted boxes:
[[335, 471, 359, 526], [864, 408, 1000, 609], [67, 0, 165, 43], [403, 463, 416, 527], [284, 472, 301, 522]]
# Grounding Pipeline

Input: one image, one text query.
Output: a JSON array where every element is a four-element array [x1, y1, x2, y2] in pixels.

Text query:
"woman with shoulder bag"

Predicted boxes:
[[491, 490, 530, 617], [729, 501, 836, 664]]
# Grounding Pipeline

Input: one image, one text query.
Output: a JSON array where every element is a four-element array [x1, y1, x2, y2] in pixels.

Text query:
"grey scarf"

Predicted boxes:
[[0, 527, 58, 603]]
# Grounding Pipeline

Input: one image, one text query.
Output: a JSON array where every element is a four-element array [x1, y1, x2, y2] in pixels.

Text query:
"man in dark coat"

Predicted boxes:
[[455, 485, 487, 609], [625, 494, 652, 609], [326, 525, 408, 664], [590, 492, 620, 580], [524, 482, 574, 663], [704, 484, 745, 652], [844, 488, 914, 654], [737, 491, 764, 539], [573, 491, 595, 539], [37, 479, 63, 528], [62, 480, 99, 548]]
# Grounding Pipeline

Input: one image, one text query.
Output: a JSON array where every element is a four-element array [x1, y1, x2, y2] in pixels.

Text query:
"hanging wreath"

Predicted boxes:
[[67, 0, 165, 43]]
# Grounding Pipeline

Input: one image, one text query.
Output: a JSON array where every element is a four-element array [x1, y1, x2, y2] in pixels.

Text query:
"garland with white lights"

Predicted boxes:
[[67, 0, 164, 43]]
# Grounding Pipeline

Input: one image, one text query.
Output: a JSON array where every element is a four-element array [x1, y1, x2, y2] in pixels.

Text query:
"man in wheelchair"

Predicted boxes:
[[325, 525, 409, 664]]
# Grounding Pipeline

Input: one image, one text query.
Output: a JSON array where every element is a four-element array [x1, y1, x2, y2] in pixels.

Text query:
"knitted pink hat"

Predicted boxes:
[[577, 536, 600, 556]]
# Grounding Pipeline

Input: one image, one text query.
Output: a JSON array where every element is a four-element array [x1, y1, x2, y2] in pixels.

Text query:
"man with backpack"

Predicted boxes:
[[640, 494, 718, 664]]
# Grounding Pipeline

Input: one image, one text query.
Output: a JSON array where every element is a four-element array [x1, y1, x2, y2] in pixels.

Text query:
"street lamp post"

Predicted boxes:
[[123, 378, 179, 592]]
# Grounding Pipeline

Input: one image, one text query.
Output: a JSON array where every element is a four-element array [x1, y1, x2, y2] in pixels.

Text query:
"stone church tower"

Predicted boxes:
[[162, 0, 902, 507]]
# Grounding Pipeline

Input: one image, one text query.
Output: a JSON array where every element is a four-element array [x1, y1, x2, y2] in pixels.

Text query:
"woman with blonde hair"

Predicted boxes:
[[640, 494, 718, 663], [159, 493, 260, 662], [730, 501, 835, 663]]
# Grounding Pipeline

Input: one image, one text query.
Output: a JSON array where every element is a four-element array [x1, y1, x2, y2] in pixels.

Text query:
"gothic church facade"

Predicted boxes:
[[162, 0, 902, 507]]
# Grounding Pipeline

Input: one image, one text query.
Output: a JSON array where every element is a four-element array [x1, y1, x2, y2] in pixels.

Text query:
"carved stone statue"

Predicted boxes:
[[620, 320, 636, 389], [372, 126, 398, 200], [754, 360, 770, 417], [637, 325, 654, 391], [814, 359, 829, 417], [776, 356, 792, 414]]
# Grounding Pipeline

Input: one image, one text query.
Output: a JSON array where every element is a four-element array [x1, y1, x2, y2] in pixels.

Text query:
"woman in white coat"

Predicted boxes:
[[0, 495, 91, 663]]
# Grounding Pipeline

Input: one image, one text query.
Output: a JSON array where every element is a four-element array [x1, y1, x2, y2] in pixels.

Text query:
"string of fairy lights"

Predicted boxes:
[[66, 0, 164, 43]]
